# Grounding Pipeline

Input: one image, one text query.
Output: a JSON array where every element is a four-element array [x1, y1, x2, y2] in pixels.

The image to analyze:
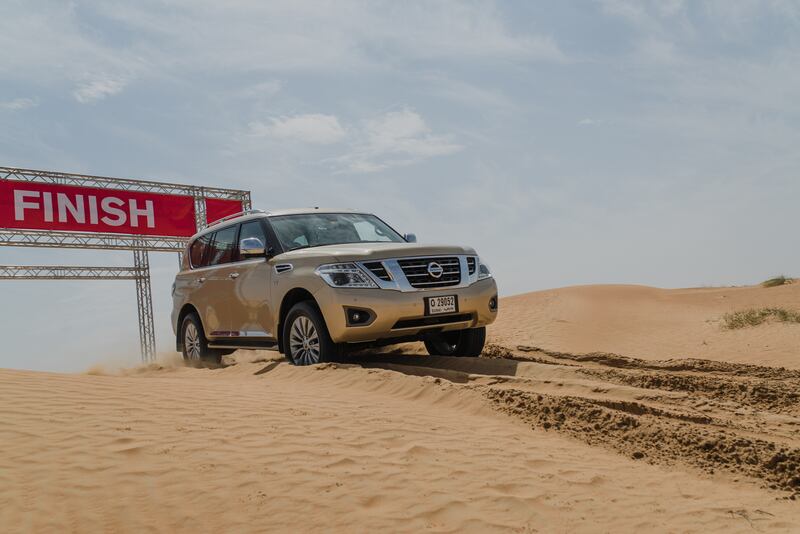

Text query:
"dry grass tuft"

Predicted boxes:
[[722, 307, 800, 329]]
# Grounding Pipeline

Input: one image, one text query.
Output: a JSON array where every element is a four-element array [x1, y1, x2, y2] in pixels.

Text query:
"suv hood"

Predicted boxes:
[[277, 242, 476, 263]]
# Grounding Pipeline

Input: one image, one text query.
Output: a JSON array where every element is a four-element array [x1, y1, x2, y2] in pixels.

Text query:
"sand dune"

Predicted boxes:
[[491, 283, 800, 369], [2, 283, 800, 532]]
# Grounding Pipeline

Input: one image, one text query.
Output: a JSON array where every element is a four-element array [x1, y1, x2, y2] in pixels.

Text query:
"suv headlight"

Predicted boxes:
[[315, 263, 378, 288], [478, 259, 492, 280]]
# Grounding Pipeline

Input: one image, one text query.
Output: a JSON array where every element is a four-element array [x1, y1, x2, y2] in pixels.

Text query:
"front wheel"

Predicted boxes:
[[283, 301, 342, 366], [180, 313, 221, 364], [424, 326, 486, 357]]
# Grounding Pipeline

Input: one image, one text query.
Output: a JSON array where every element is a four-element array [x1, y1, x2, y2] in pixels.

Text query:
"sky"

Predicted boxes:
[[1, 0, 799, 371]]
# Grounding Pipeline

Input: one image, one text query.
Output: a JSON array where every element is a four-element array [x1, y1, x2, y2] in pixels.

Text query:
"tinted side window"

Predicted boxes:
[[236, 220, 267, 261], [189, 234, 212, 268], [207, 225, 239, 266]]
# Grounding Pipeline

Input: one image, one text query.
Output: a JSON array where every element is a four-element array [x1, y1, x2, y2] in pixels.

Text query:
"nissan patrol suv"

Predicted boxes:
[[172, 209, 498, 365]]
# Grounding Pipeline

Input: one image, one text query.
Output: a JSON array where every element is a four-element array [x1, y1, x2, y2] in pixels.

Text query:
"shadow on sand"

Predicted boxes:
[[246, 351, 524, 382], [345, 352, 522, 383]]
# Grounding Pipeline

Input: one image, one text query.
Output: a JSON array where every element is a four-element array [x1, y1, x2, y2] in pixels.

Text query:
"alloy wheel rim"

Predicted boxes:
[[289, 316, 320, 365], [185, 323, 201, 360]]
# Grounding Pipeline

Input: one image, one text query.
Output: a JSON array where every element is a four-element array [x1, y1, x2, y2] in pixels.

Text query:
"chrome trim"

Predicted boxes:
[[357, 255, 480, 292], [210, 330, 272, 338], [240, 330, 272, 337], [209, 342, 278, 350], [239, 236, 266, 257]]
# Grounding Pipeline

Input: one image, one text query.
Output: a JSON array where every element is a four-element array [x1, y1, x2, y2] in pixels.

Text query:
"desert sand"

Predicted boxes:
[[2, 283, 799, 532], [493, 282, 800, 369]]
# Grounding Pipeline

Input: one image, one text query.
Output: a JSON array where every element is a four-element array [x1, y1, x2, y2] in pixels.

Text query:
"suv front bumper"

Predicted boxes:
[[313, 278, 498, 344]]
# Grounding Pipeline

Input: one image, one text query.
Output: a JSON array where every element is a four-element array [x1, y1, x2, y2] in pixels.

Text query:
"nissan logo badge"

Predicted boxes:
[[427, 262, 444, 279]]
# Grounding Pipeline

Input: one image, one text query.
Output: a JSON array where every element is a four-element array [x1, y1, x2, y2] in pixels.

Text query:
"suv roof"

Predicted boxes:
[[193, 208, 368, 239], [266, 207, 363, 217]]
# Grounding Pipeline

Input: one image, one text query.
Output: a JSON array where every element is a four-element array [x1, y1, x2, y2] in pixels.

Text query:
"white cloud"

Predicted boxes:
[[236, 80, 282, 99], [421, 74, 518, 112], [72, 76, 128, 103], [0, 98, 37, 111], [359, 2, 565, 62], [0, 4, 141, 103], [334, 108, 463, 173], [0, 1, 563, 91], [597, 0, 693, 46], [249, 114, 346, 144], [244, 108, 460, 171], [657, 0, 687, 17], [598, 0, 652, 28]]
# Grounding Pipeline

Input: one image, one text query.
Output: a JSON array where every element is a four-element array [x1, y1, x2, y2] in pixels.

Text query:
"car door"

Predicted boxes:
[[200, 224, 241, 338], [228, 219, 275, 340], [182, 232, 224, 335]]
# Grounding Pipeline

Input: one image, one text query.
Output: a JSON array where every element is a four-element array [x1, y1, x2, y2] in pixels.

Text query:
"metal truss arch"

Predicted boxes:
[[1, 166, 251, 203], [0, 229, 187, 252], [0, 165, 252, 362], [0, 265, 143, 280]]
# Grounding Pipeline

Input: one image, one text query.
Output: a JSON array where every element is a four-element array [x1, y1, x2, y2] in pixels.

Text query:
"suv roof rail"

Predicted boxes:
[[207, 209, 269, 227]]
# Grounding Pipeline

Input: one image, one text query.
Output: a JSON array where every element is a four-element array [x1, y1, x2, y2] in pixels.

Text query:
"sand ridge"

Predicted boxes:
[[2, 283, 800, 532], [491, 283, 800, 369]]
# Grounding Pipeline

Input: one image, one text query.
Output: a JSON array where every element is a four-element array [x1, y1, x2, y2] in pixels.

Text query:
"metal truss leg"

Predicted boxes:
[[133, 249, 156, 362], [194, 195, 208, 229]]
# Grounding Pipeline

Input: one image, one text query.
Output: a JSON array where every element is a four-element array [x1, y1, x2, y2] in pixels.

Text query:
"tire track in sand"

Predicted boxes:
[[354, 345, 800, 499]]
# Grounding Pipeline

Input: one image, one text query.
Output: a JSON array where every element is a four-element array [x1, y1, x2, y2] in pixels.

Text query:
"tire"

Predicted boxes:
[[283, 301, 342, 366], [180, 313, 222, 365], [424, 326, 486, 357]]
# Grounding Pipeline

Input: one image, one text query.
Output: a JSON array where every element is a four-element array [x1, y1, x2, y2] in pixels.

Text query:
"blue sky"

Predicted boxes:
[[1, 0, 799, 371]]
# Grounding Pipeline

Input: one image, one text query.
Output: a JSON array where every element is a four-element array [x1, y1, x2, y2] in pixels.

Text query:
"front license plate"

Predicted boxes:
[[425, 295, 458, 315]]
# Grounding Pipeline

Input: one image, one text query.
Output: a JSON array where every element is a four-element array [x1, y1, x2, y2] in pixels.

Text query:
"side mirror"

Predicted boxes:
[[240, 237, 266, 257], [404, 233, 417, 243]]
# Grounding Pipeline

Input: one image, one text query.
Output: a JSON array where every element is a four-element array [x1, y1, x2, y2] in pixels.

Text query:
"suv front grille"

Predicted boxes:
[[397, 257, 461, 289], [363, 261, 391, 281]]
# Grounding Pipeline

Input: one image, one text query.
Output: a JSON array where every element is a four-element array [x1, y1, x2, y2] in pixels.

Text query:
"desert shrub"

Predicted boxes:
[[762, 276, 791, 288], [722, 308, 800, 329]]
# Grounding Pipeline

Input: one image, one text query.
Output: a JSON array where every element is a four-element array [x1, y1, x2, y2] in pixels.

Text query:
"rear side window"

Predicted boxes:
[[207, 225, 239, 266], [189, 234, 212, 268]]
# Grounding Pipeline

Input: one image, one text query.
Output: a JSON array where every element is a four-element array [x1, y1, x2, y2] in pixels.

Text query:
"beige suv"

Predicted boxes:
[[172, 209, 498, 365]]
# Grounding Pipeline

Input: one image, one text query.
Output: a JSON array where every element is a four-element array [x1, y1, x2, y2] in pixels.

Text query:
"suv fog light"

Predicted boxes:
[[346, 307, 374, 326], [489, 296, 498, 311]]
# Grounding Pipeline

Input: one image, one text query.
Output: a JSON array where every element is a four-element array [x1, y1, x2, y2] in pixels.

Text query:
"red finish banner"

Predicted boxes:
[[0, 180, 197, 237], [205, 198, 244, 224]]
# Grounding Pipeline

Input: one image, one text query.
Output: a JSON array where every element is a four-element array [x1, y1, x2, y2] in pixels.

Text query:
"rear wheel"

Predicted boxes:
[[181, 313, 222, 365], [424, 326, 486, 357], [283, 301, 341, 365]]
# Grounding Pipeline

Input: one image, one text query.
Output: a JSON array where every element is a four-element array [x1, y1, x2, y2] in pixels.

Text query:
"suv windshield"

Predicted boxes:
[[270, 213, 405, 251]]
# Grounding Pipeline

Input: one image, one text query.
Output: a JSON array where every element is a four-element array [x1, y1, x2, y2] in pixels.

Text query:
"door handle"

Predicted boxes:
[[197, 277, 206, 284], [229, 272, 240, 279]]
